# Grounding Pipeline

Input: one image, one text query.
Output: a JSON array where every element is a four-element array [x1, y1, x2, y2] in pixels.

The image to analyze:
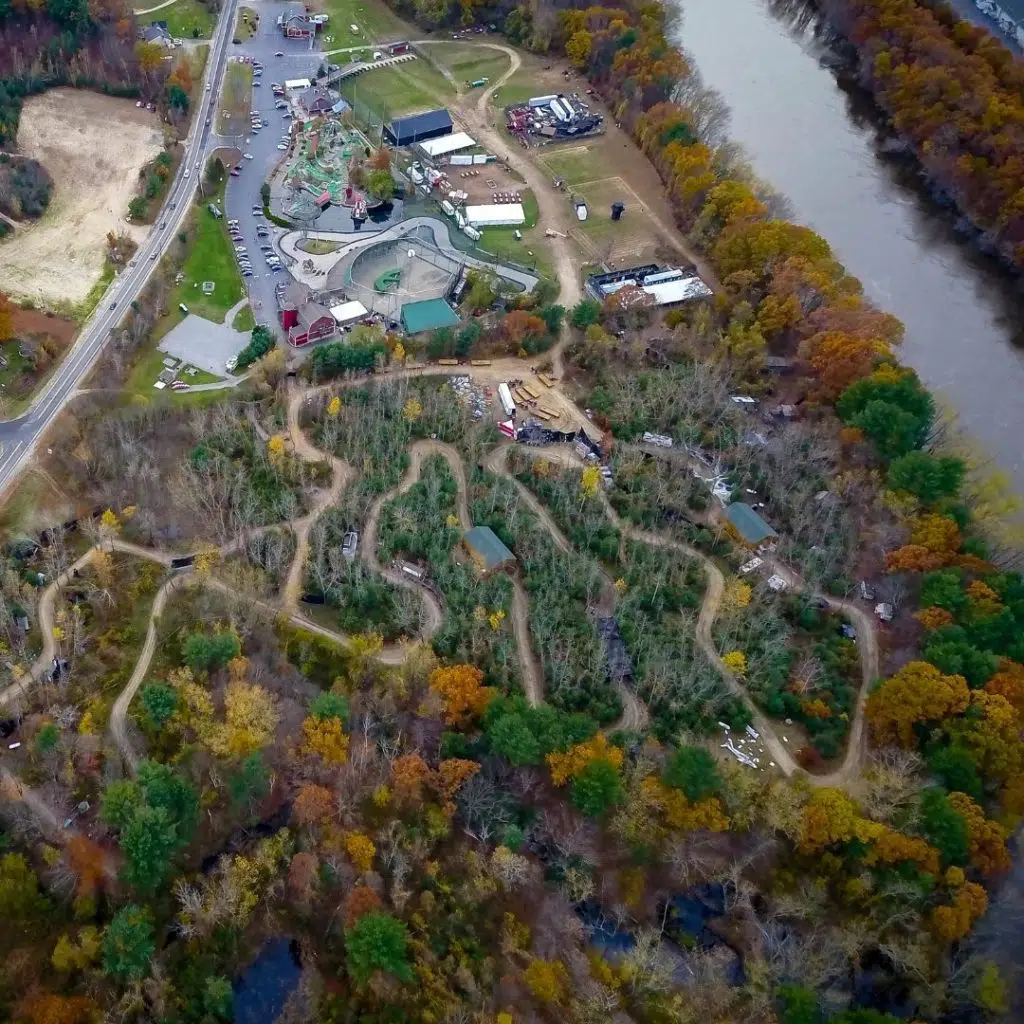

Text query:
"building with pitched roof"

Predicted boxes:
[[723, 502, 778, 551], [463, 526, 515, 575]]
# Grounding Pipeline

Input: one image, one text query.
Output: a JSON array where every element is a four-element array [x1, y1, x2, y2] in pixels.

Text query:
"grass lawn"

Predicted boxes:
[[173, 180, 244, 322], [122, 345, 222, 401], [428, 43, 510, 88], [235, 6, 258, 42], [322, 0, 406, 51], [489, 70, 547, 110], [341, 58, 453, 123], [475, 194, 555, 280], [538, 145, 601, 187], [218, 61, 252, 139], [139, 0, 215, 40], [297, 238, 341, 255], [232, 303, 255, 331]]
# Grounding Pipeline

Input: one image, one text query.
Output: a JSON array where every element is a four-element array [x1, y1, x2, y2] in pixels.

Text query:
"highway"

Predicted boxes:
[[0, 0, 239, 496]]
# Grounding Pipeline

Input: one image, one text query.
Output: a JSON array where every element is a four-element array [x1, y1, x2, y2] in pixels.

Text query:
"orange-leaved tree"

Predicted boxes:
[[866, 661, 970, 748]]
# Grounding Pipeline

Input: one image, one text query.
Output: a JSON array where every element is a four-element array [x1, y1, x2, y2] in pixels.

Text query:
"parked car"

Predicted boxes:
[[277, 143, 288, 151], [275, 50, 284, 57], [243, 153, 254, 160], [226, 355, 238, 372]]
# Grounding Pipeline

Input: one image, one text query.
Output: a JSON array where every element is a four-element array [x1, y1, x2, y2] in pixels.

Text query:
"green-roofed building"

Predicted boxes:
[[400, 297, 460, 335], [723, 502, 777, 550], [463, 525, 516, 574]]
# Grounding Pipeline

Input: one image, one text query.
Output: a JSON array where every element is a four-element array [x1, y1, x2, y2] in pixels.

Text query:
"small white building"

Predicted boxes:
[[330, 299, 370, 327], [284, 77, 311, 92], [464, 203, 525, 227]]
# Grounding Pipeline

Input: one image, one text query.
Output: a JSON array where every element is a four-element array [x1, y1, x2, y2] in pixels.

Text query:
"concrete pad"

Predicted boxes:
[[159, 315, 249, 377]]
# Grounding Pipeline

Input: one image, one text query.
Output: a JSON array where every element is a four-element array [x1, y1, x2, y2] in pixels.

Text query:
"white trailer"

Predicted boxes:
[[498, 382, 516, 418]]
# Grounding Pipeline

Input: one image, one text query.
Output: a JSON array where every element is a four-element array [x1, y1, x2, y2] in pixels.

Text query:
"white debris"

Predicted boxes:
[[745, 725, 760, 740], [717, 721, 731, 731], [738, 557, 763, 575], [766, 574, 789, 592]]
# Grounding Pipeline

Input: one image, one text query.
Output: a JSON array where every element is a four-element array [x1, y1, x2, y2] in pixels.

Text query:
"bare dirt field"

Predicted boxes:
[[0, 90, 164, 307]]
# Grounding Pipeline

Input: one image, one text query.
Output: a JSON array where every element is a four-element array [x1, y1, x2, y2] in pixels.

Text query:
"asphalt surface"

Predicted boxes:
[[0, 0, 243, 494], [219, 4, 323, 333]]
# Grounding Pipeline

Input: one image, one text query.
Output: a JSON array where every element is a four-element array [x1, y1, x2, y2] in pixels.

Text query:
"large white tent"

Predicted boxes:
[[464, 203, 525, 227], [419, 131, 476, 157]]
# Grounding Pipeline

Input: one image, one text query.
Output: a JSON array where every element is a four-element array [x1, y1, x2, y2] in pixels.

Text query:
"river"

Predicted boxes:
[[670, 0, 1024, 492]]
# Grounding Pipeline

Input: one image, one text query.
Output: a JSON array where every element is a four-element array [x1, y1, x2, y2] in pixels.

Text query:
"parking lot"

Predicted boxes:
[[217, 4, 322, 338]]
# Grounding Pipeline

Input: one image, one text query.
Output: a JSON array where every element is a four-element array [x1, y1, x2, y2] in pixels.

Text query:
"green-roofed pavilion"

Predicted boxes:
[[723, 502, 777, 548], [400, 298, 460, 335], [463, 525, 516, 574]]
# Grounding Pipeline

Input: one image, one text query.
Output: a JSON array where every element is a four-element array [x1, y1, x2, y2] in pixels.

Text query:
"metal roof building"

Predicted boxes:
[[400, 298, 460, 335], [723, 502, 778, 548], [463, 526, 516, 574], [384, 108, 453, 146]]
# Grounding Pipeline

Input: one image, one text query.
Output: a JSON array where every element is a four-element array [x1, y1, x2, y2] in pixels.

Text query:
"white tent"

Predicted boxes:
[[330, 300, 369, 325], [419, 131, 475, 157], [464, 203, 525, 227]]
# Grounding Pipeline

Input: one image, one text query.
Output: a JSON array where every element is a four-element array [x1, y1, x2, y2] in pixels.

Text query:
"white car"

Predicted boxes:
[[277, 143, 288, 150], [226, 356, 238, 372], [243, 153, 254, 160]]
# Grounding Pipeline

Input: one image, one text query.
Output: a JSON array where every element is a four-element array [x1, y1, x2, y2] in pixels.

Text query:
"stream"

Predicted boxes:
[[670, 0, 1024, 493]]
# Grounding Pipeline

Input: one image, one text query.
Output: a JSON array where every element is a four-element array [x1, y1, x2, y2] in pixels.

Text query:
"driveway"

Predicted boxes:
[[160, 314, 248, 377], [217, 4, 324, 340]]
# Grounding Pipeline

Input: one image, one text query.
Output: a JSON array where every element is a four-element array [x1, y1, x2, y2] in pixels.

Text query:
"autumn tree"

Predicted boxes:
[[293, 783, 334, 826], [866, 661, 970, 747], [0, 291, 15, 342], [344, 885, 383, 927], [429, 663, 494, 725]]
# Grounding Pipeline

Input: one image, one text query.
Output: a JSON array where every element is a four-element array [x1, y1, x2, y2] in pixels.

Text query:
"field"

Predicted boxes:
[[122, 345, 223, 401], [322, 0, 408, 50], [341, 58, 454, 122], [0, 90, 164, 309], [138, 0, 215, 40], [218, 61, 253, 139], [170, 180, 244, 322], [427, 42, 511, 88], [489, 61, 569, 109]]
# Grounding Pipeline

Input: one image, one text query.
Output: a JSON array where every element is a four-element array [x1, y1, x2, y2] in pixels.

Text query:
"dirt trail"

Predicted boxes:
[[484, 441, 647, 730], [360, 439, 467, 641], [108, 574, 189, 772], [509, 578, 543, 706], [281, 386, 354, 612]]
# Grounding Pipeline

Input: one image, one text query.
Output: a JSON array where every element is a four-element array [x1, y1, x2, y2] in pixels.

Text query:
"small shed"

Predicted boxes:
[[400, 298, 460, 335], [463, 526, 515, 574], [723, 502, 777, 550]]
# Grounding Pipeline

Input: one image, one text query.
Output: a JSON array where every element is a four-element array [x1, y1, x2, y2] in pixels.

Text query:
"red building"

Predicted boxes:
[[289, 299, 336, 347]]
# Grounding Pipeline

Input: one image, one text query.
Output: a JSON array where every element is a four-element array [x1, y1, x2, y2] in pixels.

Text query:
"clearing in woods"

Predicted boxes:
[[0, 90, 163, 309]]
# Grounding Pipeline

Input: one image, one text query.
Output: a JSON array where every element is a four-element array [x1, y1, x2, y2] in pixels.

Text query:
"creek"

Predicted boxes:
[[670, 0, 1024, 492]]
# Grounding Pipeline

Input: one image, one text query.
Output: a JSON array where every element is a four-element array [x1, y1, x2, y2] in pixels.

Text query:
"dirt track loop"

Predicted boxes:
[[4, 365, 878, 787]]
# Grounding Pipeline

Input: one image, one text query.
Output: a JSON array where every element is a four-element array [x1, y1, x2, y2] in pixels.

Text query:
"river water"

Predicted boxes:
[[670, 0, 1024, 491]]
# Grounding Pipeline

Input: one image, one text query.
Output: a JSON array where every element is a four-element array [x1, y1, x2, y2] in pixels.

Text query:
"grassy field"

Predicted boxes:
[[428, 43, 511, 87], [172, 180, 244, 322], [231, 303, 255, 331], [341, 59, 454, 123], [218, 61, 252, 139], [123, 346, 222, 401], [489, 70, 547, 109], [538, 145, 602, 187], [476, 192, 555, 279], [322, 0, 407, 50], [138, 0, 215, 40], [235, 6, 258, 42]]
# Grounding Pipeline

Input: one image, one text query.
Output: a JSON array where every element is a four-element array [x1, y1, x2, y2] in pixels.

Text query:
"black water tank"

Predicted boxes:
[[611, 202, 625, 221]]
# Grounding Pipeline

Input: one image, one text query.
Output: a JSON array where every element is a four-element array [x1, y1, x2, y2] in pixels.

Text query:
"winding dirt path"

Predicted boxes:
[[281, 386, 354, 613], [7, 368, 878, 787], [108, 574, 190, 773]]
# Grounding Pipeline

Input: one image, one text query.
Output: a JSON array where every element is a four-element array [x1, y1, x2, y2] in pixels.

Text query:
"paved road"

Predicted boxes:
[[0, 0, 240, 498]]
